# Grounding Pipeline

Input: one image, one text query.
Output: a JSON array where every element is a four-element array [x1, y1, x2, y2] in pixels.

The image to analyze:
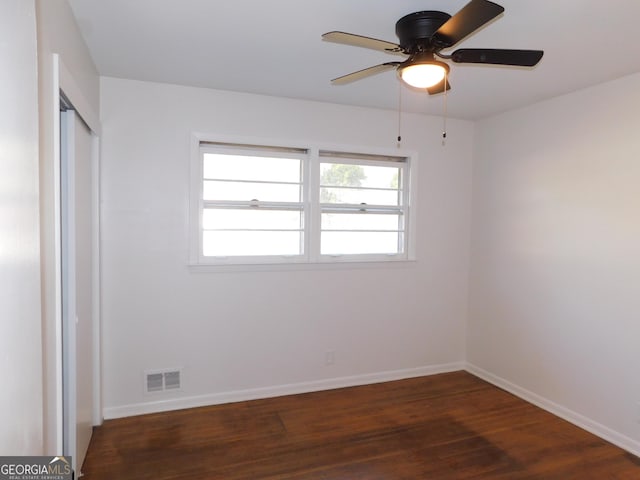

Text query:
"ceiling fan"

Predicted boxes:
[[322, 0, 543, 94]]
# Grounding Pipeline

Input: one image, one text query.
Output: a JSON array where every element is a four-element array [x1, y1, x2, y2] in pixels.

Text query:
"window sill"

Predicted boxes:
[[187, 257, 417, 274]]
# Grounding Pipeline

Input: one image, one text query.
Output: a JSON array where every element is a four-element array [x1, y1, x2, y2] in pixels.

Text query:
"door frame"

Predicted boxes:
[[59, 107, 77, 465], [50, 53, 102, 455]]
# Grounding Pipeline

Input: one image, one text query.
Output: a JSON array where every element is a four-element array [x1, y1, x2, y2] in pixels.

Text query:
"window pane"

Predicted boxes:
[[320, 187, 400, 206], [320, 163, 401, 190], [204, 153, 301, 183], [203, 208, 302, 230], [203, 231, 302, 256], [321, 212, 402, 231], [204, 180, 301, 202], [321, 231, 403, 255]]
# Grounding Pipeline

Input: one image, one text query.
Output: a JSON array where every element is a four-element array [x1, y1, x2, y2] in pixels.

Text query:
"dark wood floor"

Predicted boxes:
[[82, 371, 639, 479]]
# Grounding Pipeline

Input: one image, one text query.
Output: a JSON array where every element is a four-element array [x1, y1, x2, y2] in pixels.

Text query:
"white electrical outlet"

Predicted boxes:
[[325, 350, 335, 366]]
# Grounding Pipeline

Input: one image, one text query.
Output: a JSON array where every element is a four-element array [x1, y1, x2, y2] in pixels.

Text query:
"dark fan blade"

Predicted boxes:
[[427, 78, 451, 95], [322, 31, 402, 54], [433, 0, 504, 48], [331, 62, 401, 85], [452, 48, 543, 66]]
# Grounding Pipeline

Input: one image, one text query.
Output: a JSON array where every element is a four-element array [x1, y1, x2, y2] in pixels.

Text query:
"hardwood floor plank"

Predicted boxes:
[[81, 372, 639, 479]]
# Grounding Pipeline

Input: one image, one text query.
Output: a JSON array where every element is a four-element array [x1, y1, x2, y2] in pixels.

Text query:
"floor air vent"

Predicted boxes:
[[145, 369, 181, 393]]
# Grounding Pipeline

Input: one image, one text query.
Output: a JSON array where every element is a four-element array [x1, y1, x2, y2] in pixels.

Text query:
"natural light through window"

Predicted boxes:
[[191, 140, 413, 265], [319, 156, 405, 256], [201, 149, 304, 257]]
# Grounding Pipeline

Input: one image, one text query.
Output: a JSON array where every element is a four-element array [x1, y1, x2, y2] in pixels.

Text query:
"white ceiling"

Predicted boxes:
[[68, 0, 640, 120]]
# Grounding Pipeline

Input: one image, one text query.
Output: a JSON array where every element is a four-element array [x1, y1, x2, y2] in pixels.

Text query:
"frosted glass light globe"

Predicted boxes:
[[400, 63, 446, 89]]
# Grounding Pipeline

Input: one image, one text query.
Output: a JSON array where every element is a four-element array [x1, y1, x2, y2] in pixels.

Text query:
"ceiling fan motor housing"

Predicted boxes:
[[395, 11, 450, 53]]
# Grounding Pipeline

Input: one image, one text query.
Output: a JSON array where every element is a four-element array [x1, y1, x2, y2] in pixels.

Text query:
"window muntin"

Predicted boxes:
[[193, 141, 412, 265], [203, 152, 302, 203], [319, 163, 402, 206], [203, 181, 301, 202], [202, 230, 303, 257], [321, 231, 403, 255], [203, 208, 303, 231], [203, 153, 301, 183], [320, 212, 402, 231], [202, 207, 304, 257]]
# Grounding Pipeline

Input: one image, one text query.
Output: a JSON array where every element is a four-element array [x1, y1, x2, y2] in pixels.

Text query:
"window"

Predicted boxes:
[[319, 151, 407, 257], [200, 144, 306, 259], [190, 138, 414, 265]]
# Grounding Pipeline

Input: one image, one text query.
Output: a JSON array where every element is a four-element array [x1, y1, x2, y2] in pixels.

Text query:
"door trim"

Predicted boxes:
[[49, 53, 102, 457]]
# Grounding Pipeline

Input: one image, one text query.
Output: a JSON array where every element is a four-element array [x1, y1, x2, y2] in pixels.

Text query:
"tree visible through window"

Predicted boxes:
[[320, 164, 366, 203], [192, 141, 411, 264], [319, 152, 407, 256]]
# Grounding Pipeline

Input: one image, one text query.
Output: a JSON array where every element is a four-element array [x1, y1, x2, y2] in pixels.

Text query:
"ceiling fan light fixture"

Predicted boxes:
[[399, 58, 449, 89]]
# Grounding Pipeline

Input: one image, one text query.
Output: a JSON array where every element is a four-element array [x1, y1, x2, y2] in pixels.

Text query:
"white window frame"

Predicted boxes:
[[189, 134, 417, 267], [317, 150, 410, 262], [197, 142, 308, 265]]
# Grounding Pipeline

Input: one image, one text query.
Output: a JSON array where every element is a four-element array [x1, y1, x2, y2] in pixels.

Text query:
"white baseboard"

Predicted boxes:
[[104, 361, 465, 420], [465, 363, 640, 458]]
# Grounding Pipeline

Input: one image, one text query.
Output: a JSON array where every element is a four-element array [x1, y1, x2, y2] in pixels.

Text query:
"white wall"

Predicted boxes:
[[0, 0, 42, 454], [468, 73, 640, 453], [36, 0, 100, 454], [100, 77, 474, 416]]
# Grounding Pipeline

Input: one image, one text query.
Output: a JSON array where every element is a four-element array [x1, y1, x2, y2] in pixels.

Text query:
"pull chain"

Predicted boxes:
[[397, 82, 402, 146], [442, 70, 448, 146]]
